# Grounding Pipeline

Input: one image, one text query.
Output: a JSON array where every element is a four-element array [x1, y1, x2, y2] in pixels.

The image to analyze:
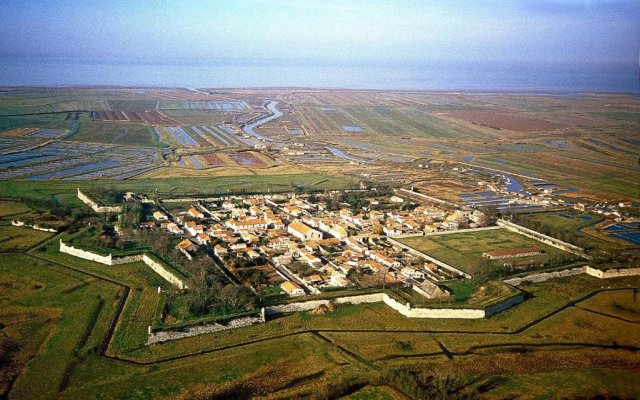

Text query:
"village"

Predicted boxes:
[[131, 189, 490, 300]]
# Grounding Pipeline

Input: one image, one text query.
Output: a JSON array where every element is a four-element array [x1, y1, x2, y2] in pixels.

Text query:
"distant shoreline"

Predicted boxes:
[[0, 86, 637, 95]]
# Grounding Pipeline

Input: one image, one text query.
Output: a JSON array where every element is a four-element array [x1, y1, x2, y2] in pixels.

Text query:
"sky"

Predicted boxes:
[[0, 0, 638, 66]]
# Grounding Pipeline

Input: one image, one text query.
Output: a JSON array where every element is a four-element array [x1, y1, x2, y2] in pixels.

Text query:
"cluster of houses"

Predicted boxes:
[[138, 192, 478, 298]]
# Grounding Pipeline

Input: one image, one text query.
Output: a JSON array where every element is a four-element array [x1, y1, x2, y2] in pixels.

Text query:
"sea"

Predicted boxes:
[[0, 57, 638, 92]]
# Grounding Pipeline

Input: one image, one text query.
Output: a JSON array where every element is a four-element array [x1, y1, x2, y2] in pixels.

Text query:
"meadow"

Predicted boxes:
[[399, 228, 576, 274]]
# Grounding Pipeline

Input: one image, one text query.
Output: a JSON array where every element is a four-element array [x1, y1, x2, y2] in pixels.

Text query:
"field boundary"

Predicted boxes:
[[59, 240, 187, 289], [497, 219, 589, 259], [387, 236, 471, 278]]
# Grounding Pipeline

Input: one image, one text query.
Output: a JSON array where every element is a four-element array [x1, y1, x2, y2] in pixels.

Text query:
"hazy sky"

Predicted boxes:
[[1, 0, 638, 65]]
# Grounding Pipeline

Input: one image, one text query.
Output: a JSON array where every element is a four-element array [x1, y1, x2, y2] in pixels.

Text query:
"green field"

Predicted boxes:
[[514, 210, 622, 251], [70, 116, 166, 148], [399, 228, 577, 275], [0, 224, 55, 252], [0, 173, 355, 205], [2, 223, 640, 399]]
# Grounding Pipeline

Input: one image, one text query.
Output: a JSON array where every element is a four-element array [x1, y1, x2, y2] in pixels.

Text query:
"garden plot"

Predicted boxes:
[[26, 159, 122, 180], [111, 165, 160, 179], [199, 153, 226, 167], [0, 154, 61, 169], [158, 100, 248, 111], [178, 155, 204, 169], [29, 128, 67, 138], [604, 222, 640, 245], [442, 111, 569, 132], [229, 151, 269, 167], [93, 110, 177, 125], [0, 158, 84, 179], [165, 127, 199, 147], [62, 161, 153, 180]]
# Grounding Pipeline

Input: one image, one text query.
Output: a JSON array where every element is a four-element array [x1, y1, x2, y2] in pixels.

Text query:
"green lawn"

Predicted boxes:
[[399, 228, 576, 274]]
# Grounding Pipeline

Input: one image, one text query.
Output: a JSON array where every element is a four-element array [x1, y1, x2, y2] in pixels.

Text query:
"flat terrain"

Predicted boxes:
[[398, 228, 575, 274], [0, 88, 638, 399], [0, 88, 637, 202]]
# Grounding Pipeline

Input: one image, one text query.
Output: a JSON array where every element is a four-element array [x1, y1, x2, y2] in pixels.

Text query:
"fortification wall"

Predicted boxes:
[[59, 241, 186, 289], [504, 266, 640, 286], [111, 254, 144, 265], [264, 300, 329, 315], [424, 226, 502, 236], [11, 220, 57, 232], [497, 219, 588, 258], [504, 267, 586, 286], [585, 266, 640, 279], [264, 291, 523, 319], [141, 255, 187, 289], [388, 237, 470, 278], [59, 240, 112, 265], [485, 293, 526, 316], [77, 188, 122, 213]]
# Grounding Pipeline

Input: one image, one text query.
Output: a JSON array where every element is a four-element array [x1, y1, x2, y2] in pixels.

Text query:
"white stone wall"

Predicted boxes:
[[586, 266, 640, 279], [141, 255, 187, 289], [11, 220, 57, 232], [59, 240, 113, 265], [497, 219, 588, 259], [504, 266, 640, 286], [77, 188, 122, 213], [381, 294, 486, 318], [424, 226, 502, 237], [334, 293, 386, 305], [263, 291, 526, 319], [264, 300, 329, 315], [111, 254, 144, 265], [59, 240, 187, 289]]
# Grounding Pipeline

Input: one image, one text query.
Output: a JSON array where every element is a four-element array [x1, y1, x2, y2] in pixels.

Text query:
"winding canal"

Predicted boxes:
[[242, 101, 282, 142]]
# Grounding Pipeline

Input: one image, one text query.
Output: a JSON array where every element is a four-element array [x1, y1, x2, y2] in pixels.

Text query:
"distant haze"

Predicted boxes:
[[0, 0, 638, 90]]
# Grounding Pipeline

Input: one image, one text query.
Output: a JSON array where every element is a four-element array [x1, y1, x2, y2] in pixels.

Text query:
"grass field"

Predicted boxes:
[[399, 228, 576, 274], [2, 222, 640, 399], [516, 211, 623, 251], [70, 115, 166, 148], [0, 224, 55, 252], [0, 173, 355, 205], [0, 201, 32, 217]]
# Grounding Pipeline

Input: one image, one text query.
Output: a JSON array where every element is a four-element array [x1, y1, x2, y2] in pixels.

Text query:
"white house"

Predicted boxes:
[[288, 220, 322, 241]]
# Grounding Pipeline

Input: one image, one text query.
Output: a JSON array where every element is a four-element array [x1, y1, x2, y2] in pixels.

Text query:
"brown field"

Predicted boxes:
[[199, 152, 226, 166], [230, 151, 269, 167], [441, 110, 569, 132]]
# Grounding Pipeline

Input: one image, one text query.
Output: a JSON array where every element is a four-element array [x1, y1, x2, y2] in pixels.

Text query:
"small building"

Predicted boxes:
[[176, 239, 198, 260], [153, 211, 168, 221], [194, 233, 210, 246], [483, 247, 542, 260], [400, 267, 425, 280], [188, 207, 205, 219], [281, 280, 305, 296], [288, 220, 322, 241]]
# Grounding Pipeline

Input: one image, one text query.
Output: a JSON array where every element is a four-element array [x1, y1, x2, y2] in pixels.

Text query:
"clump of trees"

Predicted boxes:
[[181, 257, 256, 317]]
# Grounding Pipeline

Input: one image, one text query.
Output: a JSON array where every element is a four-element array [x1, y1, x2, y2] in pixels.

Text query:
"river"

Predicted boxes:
[[242, 101, 282, 142]]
